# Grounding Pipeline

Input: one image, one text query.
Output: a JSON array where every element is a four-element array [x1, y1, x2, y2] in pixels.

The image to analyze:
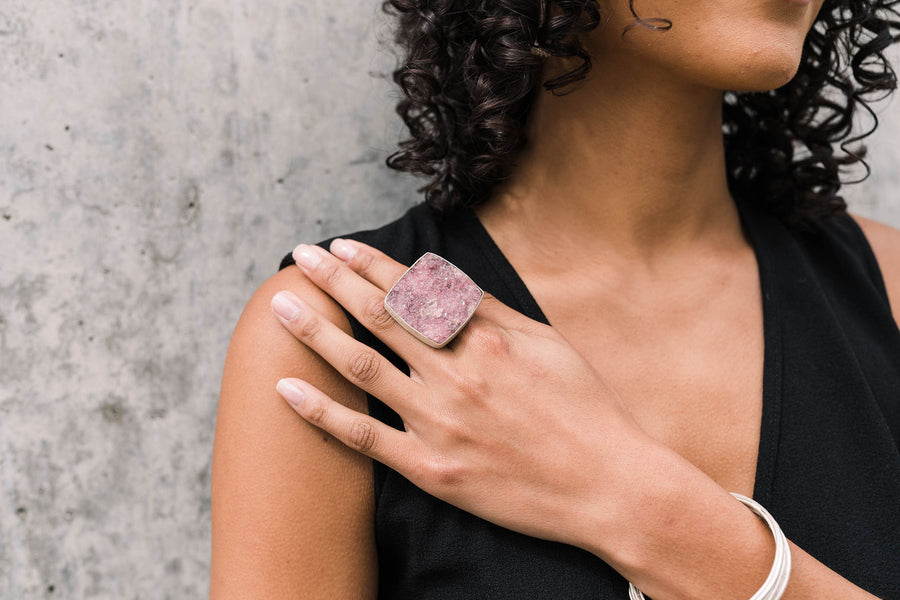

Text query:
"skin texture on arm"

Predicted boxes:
[[210, 266, 377, 599]]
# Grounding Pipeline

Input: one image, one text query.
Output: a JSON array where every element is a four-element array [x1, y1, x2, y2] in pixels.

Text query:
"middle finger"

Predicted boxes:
[[291, 243, 439, 366], [271, 290, 423, 412]]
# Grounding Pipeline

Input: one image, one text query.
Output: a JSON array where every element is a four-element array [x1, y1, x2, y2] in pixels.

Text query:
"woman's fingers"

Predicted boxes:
[[328, 238, 407, 292], [271, 290, 423, 412], [291, 244, 437, 362], [276, 377, 412, 467], [324, 239, 531, 327]]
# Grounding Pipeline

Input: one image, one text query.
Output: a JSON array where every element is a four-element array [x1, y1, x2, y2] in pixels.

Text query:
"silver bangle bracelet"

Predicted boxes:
[[627, 493, 791, 600]]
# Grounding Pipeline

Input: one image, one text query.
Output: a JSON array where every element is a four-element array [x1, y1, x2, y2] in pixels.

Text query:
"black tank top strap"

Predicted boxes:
[[812, 211, 891, 305]]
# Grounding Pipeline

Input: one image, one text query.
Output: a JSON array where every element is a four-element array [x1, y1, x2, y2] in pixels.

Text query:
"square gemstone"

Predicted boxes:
[[384, 253, 484, 348]]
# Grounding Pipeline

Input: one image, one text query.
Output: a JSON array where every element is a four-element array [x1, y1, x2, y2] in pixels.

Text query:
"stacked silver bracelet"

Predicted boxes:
[[628, 493, 791, 600]]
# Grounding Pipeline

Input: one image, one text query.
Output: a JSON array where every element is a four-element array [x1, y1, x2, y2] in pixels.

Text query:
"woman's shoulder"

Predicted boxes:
[[848, 212, 900, 318], [212, 201, 458, 596], [212, 259, 377, 597]]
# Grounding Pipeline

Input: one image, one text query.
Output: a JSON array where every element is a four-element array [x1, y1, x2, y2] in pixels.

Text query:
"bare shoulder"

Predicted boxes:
[[850, 212, 900, 316], [210, 265, 376, 599]]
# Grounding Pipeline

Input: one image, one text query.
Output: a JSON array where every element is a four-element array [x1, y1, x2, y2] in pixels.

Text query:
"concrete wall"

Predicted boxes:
[[0, 2, 418, 598], [0, 2, 897, 598]]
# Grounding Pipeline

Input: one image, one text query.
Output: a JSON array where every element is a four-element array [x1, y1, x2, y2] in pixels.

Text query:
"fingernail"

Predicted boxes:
[[330, 238, 357, 262], [271, 291, 302, 321], [293, 244, 322, 271], [276, 378, 306, 407]]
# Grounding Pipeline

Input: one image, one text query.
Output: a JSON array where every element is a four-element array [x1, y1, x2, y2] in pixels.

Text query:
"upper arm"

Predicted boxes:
[[210, 266, 377, 599], [851, 213, 900, 320]]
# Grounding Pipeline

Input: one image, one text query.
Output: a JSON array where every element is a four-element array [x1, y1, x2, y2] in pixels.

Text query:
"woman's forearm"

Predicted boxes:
[[576, 439, 880, 600]]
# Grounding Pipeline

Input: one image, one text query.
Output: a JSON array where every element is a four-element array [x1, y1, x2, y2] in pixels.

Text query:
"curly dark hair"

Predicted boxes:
[[382, 0, 900, 226]]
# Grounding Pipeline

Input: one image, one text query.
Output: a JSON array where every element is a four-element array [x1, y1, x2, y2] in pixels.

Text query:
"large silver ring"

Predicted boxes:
[[384, 253, 484, 348]]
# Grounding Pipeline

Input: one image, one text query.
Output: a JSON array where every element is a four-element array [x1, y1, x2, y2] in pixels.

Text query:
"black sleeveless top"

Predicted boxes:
[[281, 199, 900, 599]]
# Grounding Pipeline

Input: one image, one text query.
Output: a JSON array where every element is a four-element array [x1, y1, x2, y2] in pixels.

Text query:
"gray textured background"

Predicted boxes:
[[0, 2, 897, 598]]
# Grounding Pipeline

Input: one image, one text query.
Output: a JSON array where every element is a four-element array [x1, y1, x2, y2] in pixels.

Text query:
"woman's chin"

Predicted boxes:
[[709, 49, 804, 93]]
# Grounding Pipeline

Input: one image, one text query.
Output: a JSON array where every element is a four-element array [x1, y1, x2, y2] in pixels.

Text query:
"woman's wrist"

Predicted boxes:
[[574, 438, 776, 600]]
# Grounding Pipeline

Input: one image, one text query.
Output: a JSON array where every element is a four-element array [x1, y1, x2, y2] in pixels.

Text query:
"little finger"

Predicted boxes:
[[276, 378, 413, 467]]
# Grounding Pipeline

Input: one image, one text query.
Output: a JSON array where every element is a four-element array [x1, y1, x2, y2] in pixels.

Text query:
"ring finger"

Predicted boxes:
[[326, 239, 524, 327]]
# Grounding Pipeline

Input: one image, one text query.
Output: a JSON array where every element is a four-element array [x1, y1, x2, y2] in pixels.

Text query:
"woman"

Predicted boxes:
[[211, 0, 900, 598]]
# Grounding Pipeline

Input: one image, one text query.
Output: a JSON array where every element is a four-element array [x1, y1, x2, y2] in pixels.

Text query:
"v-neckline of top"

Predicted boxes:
[[457, 198, 784, 506]]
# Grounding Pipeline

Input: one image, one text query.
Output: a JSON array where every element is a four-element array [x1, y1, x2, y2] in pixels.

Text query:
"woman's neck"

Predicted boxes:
[[479, 58, 741, 264]]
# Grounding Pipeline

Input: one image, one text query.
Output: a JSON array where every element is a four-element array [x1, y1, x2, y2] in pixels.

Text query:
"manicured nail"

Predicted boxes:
[[271, 291, 302, 321], [276, 378, 306, 407], [330, 238, 357, 262], [293, 244, 322, 271]]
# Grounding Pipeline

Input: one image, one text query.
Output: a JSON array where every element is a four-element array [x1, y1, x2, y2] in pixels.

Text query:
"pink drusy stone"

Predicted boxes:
[[384, 253, 484, 348]]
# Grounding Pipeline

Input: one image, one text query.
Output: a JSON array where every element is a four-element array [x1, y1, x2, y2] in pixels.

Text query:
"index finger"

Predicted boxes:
[[328, 238, 407, 292]]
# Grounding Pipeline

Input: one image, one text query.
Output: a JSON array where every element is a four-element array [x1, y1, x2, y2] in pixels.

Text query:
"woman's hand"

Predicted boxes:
[[268, 239, 888, 600], [269, 238, 665, 553]]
